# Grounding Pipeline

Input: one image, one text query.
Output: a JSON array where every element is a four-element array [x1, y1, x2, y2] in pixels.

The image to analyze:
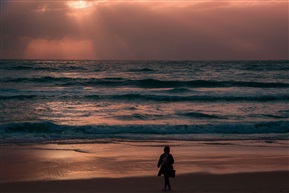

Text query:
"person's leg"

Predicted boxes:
[[164, 174, 171, 191], [162, 175, 167, 191], [166, 175, 171, 190]]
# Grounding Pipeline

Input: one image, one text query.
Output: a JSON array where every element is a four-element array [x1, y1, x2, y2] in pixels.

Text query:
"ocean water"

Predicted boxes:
[[1, 60, 288, 143]]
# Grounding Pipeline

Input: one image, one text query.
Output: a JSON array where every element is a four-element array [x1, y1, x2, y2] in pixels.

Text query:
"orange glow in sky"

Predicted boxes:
[[2, 0, 288, 60], [67, 0, 95, 9], [25, 38, 94, 60]]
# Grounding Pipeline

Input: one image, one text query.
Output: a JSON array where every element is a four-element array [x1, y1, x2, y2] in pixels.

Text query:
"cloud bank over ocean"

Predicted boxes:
[[2, 0, 288, 60]]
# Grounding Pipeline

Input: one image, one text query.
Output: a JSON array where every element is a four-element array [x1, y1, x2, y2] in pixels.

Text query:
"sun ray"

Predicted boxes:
[[67, 0, 94, 9]]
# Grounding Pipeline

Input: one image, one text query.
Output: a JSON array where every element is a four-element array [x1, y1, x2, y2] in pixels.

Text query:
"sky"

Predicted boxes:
[[1, 0, 288, 60]]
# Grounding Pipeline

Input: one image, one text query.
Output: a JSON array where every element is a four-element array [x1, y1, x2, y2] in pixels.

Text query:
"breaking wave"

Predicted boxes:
[[1, 121, 288, 143], [3, 77, 289, 88]]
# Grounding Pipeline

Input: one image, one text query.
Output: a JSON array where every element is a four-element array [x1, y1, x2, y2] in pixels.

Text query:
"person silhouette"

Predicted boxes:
[[157, 146, 174, 191]]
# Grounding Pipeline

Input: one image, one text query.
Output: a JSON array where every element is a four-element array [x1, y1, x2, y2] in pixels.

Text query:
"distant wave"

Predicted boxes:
[[177, 112, 226, 119], [1, 93, 289, 102], [128, 68, 155, 72], [3, 77, 289, 88], [110, 111, 226, 121], [2, 64, 88, 71], [3, 77, 73, 83], [4, 65, 36, 70], [166, 88, 191, 93], [94, 93, 289, 102], [0, 95, 39, 100], [1, 121, 288, 143], [113, 113, 166, 121]]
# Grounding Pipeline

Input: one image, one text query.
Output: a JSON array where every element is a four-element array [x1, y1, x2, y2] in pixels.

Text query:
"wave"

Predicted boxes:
[[132, 79, 289, 88], [2, 65, 58, 71], [92, 93, 289, 102], [113, 113, 166, 121], [1, 121, 288, 143], [3, 77, 72, 83], [0, 95, 39, 100], [128, 68, 155, 72], [2, 63, 88, 71], [166, 88, 191, 93], [3, 77, 289, 88], [178, 112, 226, 119], [1, 93, 289, 102], [238, 60, 289, 71], [4, 65, 36, 70]]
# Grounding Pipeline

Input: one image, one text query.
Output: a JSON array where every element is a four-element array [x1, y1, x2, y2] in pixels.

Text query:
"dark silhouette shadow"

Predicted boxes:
[[157, 146, 175, 191]]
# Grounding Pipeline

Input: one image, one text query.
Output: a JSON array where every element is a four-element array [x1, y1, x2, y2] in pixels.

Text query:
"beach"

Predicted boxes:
[[1, 140, 288, 192], [2, 171, 288, 193]]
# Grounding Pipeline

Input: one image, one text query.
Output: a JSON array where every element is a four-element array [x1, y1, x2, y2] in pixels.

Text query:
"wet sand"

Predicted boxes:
[[2, 171, 289, 193], [1, 140, 288, 192]]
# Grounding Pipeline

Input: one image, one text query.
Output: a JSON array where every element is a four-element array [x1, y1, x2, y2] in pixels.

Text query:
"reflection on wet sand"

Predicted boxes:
[[1, 140, 288, 182]]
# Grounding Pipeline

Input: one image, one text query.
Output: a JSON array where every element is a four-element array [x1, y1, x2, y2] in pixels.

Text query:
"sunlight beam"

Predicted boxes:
[[67, 0, 94, 9]]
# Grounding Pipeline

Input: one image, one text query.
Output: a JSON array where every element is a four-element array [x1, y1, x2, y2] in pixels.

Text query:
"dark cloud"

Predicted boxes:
[[1, 1, 288, 60]]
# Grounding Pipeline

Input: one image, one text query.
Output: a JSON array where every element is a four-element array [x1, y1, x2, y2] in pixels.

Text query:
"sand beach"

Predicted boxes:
[[1, 140, 288, 192], [2, 171, 288, 193]]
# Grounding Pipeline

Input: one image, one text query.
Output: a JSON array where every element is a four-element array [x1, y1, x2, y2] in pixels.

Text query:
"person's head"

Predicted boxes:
[[164, 146, 170, 154]]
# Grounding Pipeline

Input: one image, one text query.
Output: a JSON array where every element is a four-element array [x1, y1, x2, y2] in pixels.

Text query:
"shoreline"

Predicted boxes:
[[1, 140, 288, 182], [1, 140, 288, 192], [2, 171, 288, 193]]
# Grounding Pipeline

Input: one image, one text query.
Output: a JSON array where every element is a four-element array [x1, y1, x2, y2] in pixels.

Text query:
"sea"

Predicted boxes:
[[1, 60, 289, 143]]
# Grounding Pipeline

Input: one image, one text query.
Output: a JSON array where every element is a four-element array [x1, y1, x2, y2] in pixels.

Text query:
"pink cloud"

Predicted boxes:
[[24, 38, 94, 60], [1, 1, 288, 60]]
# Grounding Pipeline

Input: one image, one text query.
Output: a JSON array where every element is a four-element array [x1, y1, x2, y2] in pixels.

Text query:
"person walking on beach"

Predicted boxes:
[[158, 146, 175, 191]]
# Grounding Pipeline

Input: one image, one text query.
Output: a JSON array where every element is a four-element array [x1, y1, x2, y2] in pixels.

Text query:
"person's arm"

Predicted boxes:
[[169, 154, 174, 165], [157, 154, 163, 168]]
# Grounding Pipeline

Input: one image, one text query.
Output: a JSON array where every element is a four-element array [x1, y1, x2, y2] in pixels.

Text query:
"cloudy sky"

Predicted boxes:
[[1, 0, 288, 60]]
